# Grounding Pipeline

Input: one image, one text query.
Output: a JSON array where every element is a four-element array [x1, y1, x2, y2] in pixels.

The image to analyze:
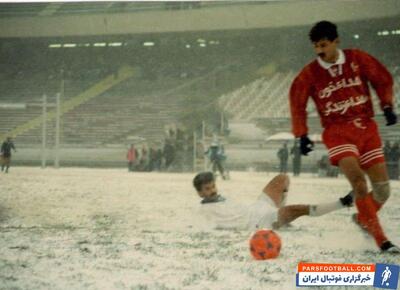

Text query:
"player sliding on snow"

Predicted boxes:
[[193, 172, 353, 231], [289, 21, 399, 253]]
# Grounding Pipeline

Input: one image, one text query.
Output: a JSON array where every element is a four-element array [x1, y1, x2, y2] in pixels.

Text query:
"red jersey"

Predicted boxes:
[[289, 49, 394, 137]]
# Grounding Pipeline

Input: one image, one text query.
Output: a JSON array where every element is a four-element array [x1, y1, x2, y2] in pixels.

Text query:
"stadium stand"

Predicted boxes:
[[220, 68, 400, 141]]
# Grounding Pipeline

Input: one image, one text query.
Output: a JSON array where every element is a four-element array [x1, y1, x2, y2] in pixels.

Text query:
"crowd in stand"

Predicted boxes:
[[126, 125, 194, 172]]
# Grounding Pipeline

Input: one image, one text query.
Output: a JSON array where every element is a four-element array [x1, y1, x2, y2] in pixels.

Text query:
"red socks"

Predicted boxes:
[[368, 192, 383, 212], [355, 195, 387, 247]]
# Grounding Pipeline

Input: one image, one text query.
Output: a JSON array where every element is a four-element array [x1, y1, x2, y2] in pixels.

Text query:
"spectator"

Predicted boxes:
[[149, 146, 158, 172], [384, 141, 392, 163], [290, 140, 302, 176], [126, 144, 137, 172], [277, 142, 289, 173], [205, 141, 226, 180], [318, 155, 330, 177], [219, 144, 230, 179], [163, 140, 175, 170], [1, 136, 17, 174], [155, 148, 163, 171], [389, 142, 400, 180], [139, 144, 149, 171]]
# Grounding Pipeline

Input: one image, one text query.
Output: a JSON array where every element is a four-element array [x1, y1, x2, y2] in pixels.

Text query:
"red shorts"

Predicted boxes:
[[322, 118, 384, 169]]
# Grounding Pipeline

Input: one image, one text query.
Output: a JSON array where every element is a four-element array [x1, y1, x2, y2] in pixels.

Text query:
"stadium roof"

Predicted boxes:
[[0, 1, 399, 38], [0, 1, 285, 18]]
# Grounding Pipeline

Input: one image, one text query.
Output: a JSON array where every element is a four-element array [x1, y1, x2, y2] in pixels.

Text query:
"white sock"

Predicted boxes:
[[309, 201, 343, 217]]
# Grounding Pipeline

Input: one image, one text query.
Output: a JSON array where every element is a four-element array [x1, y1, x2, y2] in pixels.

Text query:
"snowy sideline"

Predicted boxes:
[[0, 167, 399, 290]]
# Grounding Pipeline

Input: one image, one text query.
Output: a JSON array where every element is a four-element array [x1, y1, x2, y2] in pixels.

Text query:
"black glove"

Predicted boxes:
[[383, 107, 397, 126], [300, 135, 314, 156]]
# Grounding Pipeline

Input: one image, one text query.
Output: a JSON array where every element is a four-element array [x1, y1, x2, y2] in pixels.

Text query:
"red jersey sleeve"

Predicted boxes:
[[289, 67, 313, 137], [355, 49, 394, 110]]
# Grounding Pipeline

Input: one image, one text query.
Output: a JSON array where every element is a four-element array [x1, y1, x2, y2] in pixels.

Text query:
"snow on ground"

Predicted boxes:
[[0, 167, 399, 290]]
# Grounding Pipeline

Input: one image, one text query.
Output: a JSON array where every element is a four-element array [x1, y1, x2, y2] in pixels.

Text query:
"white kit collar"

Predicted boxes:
[[317, 49, 345, 69]]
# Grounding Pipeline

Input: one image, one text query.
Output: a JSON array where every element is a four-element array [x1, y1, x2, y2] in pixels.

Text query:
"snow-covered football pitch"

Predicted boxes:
[[0, 167, 399, 290]]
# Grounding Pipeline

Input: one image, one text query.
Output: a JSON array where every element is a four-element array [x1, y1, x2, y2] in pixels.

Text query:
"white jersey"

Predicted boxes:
[[199, 194, 278, 231]]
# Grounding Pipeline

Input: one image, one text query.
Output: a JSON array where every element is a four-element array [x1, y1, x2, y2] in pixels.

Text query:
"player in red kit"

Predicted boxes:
[[289, 21, 399, 253]]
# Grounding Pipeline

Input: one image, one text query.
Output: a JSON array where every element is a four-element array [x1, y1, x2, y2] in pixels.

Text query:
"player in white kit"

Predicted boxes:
[[193, 172, 353, 231]]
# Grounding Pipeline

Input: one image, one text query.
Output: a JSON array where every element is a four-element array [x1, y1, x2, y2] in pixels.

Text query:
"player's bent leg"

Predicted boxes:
[[273, 191, 353, 229], [338, 157, 368, 198], [262, 174, 289, 207], [371, 181, 390, 204], [262, 174, 289, 196], [309, 201, 346, 217], [338, 157, 388, 248], [274, 205, 309, 229], [365, 162, 391, 210]]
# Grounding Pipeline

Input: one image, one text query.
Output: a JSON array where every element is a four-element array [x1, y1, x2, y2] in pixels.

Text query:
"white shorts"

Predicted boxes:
[[247, 194, 278, 230]]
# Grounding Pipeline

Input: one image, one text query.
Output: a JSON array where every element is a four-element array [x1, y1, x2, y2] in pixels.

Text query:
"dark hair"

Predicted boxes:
[[309, 21, 338, 42], [193, 172, 214, 191]]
